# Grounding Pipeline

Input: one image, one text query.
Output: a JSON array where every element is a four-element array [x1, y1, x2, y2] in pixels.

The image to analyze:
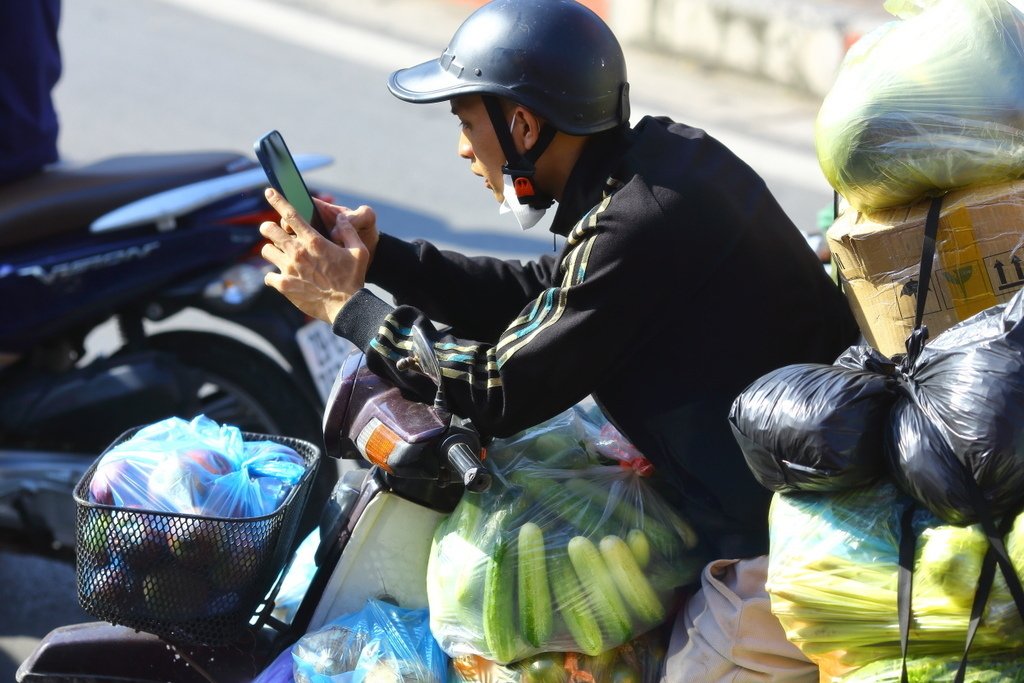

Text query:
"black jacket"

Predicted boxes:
[[334, 116, 859, 557]]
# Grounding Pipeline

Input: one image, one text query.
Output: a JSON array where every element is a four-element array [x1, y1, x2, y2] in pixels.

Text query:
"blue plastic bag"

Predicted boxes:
[[271, 529, 321, 624], [292, 598, 448, 683], [87, 414, 306, 517], [253, 646, 297, 683]]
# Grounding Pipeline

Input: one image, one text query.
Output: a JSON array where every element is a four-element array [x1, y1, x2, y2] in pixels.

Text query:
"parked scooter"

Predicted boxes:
[[0, 150, 350, 560], [17, 325, 490, 682]]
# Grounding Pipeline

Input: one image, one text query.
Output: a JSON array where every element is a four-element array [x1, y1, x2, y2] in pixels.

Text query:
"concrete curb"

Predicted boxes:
[[607, 0, 890, 98]]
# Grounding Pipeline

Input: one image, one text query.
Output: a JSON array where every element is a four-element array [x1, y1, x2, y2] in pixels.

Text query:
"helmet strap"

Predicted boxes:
[[482, 95, 556, 209]]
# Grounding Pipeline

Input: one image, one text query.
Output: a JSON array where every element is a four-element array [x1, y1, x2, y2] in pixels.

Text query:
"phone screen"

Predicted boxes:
[[254, 130, 328, 235]]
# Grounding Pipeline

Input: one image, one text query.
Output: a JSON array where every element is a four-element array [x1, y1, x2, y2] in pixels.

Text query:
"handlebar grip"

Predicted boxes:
[[447, 441, 492, 493]]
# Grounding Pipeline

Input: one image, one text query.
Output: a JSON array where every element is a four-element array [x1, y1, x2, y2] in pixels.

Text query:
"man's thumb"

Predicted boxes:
[[349, 204, 376, 227]]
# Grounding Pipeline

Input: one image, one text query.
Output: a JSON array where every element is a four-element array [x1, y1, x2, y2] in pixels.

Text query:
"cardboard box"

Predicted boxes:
[[827, 180, 1024, 357]]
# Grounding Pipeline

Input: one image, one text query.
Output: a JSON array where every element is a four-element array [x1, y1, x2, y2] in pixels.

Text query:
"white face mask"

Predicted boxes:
[[499, 176, 548, 230], [497, 112, 548, 231]]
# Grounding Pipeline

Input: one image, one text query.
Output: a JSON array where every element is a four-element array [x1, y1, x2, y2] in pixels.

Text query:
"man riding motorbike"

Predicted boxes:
[[259, 0, 858, 677]]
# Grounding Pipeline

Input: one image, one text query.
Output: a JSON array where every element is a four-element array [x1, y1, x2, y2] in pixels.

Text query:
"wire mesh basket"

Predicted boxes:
[[74, 427, 321, 646]]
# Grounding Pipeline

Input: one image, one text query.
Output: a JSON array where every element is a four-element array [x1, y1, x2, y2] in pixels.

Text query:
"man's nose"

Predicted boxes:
[[457, 132, 473, 160]]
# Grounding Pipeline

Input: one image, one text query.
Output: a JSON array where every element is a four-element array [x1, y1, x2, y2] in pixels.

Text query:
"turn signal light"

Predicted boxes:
[[357, 418, 401, 472]]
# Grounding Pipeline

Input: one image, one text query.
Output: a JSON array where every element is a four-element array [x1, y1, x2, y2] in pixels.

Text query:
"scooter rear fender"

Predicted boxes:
[[0, 449, 93, 557]]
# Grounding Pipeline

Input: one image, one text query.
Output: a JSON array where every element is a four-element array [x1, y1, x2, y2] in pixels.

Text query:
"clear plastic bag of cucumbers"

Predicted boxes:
[[427, 406, 704, 664]]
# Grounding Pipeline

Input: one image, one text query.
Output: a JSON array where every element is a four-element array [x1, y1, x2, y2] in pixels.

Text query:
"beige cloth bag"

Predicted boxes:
[[660, 556, 818, 683]]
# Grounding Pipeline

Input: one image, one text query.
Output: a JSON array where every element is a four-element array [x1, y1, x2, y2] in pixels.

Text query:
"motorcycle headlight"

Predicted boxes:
[[203, 260, 273, 306]]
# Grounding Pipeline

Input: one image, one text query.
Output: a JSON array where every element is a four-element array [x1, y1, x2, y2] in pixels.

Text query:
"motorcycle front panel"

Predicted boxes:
[[305, 489, 445, 632]]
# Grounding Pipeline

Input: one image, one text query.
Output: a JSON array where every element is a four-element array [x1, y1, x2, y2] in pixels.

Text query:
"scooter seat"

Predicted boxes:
[[17, 621, 272, 683], [0, 151, 251, 250]]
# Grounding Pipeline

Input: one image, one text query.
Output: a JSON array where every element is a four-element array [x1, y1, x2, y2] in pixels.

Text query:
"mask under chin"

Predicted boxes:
[[499, 176, 549, 230]]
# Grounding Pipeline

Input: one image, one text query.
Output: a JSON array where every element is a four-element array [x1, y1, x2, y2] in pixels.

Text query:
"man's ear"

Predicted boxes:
[[512, 106, 544, 153]]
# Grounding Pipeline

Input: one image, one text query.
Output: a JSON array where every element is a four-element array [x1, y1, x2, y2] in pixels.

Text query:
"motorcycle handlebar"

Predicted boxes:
[[445, 440, 492, 493]]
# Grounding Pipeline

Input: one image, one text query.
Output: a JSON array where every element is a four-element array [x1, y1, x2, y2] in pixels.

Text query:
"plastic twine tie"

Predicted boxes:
[[618, 457, 655, 477]]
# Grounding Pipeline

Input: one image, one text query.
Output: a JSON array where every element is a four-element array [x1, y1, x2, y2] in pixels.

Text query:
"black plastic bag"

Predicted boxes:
[[887, 288, 1024, 525], [728, 348, 898, 493]]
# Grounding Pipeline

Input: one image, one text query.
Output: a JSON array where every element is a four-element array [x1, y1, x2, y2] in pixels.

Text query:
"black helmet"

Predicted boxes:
[[387, 0, 630, 135]]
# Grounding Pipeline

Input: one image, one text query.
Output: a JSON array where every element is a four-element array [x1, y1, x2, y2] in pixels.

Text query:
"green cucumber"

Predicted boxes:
[[567, 535, 632, 647], [483, 537, 519, 663], [453, 487, 527, 605], [518, 522, 553, 647], [547, 550, 604, 656], [451, 490, 484, 539], [626, 528, 651, 569], [598, 535, 665, 624], [565, 477, 695, 559], [509, 471, 615, 538]]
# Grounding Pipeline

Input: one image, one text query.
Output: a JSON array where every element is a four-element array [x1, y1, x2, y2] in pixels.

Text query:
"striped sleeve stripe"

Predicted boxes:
[[439, 345, 503, 389], [437, 341, 490, 354], [440, 364, 503, 389], [387, 195, 610, 388], [507, 290, 546, 328], [370, 318, 413, 360], [494, 231, 598, 367], [372, 316, 503, 388], [566, 195, 610, 249], [492, 198, 608, 368]]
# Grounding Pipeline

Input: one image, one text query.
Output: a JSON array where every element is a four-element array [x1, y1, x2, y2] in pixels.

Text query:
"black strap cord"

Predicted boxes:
[[953, 510, 1018, 683], [896, 196, 948, 683], [896, 494, 1024, 683], [903, 194, 946, 368], [897, 502, 917, 683], [482, 95, 556, 209], [964, 476, 1024, 617], [895, 191, 1024, 681]]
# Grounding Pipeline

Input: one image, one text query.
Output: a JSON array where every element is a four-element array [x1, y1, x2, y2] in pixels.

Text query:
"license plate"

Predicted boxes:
[[296, 320, 358, 404]]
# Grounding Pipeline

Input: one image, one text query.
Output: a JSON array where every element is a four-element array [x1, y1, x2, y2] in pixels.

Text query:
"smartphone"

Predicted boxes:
[[254, 129, 328, 235]]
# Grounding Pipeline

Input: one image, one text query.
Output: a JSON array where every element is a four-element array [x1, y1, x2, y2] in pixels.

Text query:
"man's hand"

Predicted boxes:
[[259, 188, 370, 323], [313, 197, 379, 261]]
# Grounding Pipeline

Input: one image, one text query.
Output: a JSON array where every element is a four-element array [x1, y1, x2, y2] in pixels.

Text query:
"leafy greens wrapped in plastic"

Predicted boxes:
[[766, 481, 1024, 680], [815, 0, 1024, 212], [427, 407, 702, 664]]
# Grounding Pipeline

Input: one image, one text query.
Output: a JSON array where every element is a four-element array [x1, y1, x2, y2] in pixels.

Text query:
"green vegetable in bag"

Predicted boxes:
[[836, 653, 1024, 682], [816, 0, 1024, 212], [915, 525, 988, 608], [767, 481, 1024, 680]]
